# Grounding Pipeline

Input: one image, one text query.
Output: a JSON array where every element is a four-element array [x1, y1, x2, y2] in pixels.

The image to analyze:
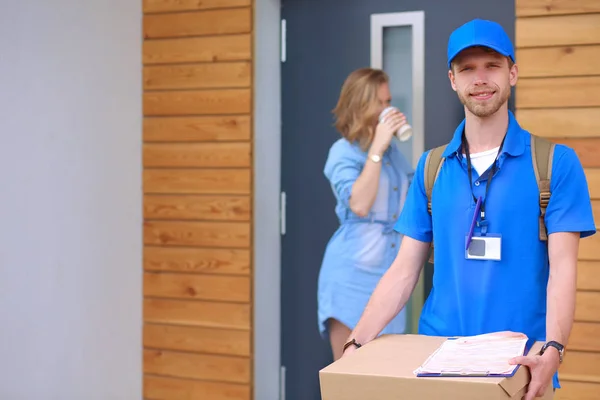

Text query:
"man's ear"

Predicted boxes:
[[509, 63, 518, 87], [448, 69, 457, 92]]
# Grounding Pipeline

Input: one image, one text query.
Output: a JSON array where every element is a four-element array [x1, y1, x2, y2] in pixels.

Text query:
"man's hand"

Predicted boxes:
[[340, 345, 356, 359], [509, 350, 560, 400]]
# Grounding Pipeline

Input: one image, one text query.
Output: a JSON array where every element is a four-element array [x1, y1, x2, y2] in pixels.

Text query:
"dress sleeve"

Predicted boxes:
[[323, 140, 362, 208]]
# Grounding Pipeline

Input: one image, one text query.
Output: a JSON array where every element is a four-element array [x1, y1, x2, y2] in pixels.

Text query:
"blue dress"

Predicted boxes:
[[317, 136, 414, 338]]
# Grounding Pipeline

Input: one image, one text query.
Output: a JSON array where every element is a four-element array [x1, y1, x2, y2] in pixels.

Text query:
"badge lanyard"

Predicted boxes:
[[462, 133, 506, 236]]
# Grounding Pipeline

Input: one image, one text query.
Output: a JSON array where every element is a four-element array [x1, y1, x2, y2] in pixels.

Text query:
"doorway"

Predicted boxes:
[[280, 5, 425, 400]]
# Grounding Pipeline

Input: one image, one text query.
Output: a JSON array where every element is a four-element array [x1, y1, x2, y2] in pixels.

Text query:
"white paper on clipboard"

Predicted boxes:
[[414, 331, 528, 377]]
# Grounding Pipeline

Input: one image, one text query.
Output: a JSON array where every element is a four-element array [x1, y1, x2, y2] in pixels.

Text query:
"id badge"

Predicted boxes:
[[465, 233, 502, 261]]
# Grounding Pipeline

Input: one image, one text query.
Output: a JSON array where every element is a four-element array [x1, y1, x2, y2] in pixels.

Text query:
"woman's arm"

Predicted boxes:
[[349, 110, 406, 216]]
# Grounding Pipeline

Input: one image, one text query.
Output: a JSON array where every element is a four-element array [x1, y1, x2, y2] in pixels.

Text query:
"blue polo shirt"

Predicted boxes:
[[394, 110, 595, 344]]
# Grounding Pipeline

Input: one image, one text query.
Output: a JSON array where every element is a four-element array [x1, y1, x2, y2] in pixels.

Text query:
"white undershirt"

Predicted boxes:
[[464, 146, 500, 176]]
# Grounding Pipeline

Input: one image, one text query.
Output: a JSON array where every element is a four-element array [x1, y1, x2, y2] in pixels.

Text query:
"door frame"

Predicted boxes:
[[253, 0, 282, 399], [370, 10, 426, 333], [370, 11, 425, 170]]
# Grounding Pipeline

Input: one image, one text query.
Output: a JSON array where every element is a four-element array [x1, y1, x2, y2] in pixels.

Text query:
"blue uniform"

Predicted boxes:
[[394, 110, 596, 388], [318, 137, 414, 338]]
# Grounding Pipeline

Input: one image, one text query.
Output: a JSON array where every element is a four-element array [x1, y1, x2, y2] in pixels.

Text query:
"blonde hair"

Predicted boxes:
[[332, 68, 389, 150]]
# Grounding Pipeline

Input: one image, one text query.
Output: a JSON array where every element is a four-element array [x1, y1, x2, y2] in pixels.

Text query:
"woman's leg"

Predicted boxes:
[[328, 318, 352, 361]]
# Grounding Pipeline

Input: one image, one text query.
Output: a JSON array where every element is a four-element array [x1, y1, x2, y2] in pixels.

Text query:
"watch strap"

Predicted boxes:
[[540, 340, 564, 363], [343, 338, 362, 353]]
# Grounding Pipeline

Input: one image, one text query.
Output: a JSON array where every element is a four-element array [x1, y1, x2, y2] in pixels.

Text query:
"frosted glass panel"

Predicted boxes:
[[383, 26, 413, 164], [372, 10, 425, 335]]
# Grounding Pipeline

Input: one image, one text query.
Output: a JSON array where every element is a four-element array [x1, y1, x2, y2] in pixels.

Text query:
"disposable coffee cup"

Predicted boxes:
[[379, 106, 413, 142]]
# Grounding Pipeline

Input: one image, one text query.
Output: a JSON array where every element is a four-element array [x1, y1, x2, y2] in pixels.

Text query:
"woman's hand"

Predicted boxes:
[[370, 109, 407, 155]]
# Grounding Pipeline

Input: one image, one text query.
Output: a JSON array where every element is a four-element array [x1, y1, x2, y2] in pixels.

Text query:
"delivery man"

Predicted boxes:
[[341, 19, 596, 400]]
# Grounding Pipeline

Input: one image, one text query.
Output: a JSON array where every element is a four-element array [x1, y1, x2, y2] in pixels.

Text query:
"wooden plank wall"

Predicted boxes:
[[142, 1, 253, 399], [515, 1, 600, 399]]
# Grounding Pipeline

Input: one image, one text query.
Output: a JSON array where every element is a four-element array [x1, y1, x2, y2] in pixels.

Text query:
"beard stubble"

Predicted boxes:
[[457, 83, 511, 118]]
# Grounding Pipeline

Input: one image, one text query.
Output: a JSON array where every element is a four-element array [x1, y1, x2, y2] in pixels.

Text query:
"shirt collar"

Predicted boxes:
[[442, 110, 526, 158]]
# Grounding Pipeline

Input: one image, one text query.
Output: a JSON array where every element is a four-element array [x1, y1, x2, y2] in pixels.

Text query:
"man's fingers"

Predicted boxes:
[[524, 380, 548, 400], [523, 381, 541, 400], [509, 356, 534, 366], [537, 386, 547, 397]]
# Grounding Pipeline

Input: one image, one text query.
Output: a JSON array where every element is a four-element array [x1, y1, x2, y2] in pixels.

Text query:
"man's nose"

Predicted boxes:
[[473, 70, 488, 85]]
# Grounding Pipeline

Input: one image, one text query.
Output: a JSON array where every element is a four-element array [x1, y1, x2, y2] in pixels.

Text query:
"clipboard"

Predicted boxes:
[[416, 363, 523, 378], [414, 334, 535, 378]]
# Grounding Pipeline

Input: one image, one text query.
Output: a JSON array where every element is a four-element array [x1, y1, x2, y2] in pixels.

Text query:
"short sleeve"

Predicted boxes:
[[393, 150, 433, 243], [323, 140, 362, 207], [545, 145, 596, 238]]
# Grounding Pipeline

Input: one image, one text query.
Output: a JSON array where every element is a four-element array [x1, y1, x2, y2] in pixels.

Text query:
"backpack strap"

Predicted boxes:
[[423, 145, 448, 263], [530, 135, 555, 241], [424, 145, 448, 214], [422, 136, 553, 264]]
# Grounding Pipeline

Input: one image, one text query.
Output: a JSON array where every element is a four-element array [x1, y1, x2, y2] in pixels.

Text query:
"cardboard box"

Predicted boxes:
[[319, 334, 554, 400]]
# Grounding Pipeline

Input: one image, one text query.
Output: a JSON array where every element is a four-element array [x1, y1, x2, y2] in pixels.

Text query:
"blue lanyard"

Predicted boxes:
[[462, 133, 506, 224]]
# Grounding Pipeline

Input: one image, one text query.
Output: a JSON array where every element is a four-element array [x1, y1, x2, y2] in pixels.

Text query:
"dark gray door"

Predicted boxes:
[[280, 2, 515, 400]]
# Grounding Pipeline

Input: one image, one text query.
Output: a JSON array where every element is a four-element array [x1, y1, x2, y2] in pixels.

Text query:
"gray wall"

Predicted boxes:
[[0, 1, 142, 398]]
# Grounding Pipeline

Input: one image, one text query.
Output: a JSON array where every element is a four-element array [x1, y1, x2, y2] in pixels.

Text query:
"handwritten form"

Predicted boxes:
[[414, 331, 528, 376]]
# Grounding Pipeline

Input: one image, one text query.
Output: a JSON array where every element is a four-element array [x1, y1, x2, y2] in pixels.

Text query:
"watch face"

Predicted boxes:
[[371, 154, 381, 163]]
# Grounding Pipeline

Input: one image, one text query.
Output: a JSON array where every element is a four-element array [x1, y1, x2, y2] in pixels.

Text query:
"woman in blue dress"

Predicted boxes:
[[318, 67, 414, 360]]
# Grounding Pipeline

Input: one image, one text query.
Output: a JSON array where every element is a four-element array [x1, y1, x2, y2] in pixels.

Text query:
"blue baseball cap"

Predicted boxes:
[[447, 19, 515, 68]]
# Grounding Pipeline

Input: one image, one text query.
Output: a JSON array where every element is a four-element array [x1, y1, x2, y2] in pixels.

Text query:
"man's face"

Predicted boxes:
[[448, 47, 518, 118]]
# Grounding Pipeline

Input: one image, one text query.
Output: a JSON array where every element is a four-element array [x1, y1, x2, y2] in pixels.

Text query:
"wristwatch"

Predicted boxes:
[[343, 338, 362, 353], [539, 341, 565, 363], [369, 154, 382, 163]]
